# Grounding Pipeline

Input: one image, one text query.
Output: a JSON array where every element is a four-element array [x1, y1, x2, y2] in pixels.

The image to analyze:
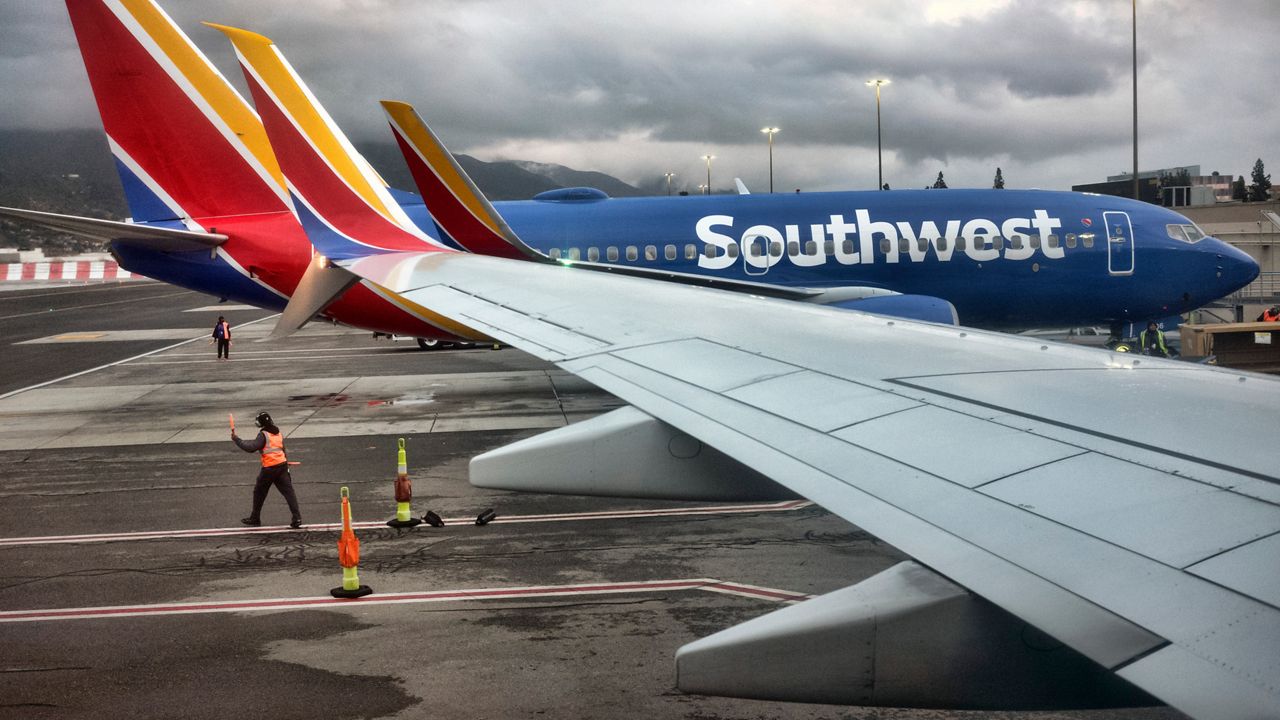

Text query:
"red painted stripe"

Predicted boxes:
[[0, 502, 811, 547], [66, 0, 284, 220], [0, 578, 806, 623], [244, 72, 432, 253]]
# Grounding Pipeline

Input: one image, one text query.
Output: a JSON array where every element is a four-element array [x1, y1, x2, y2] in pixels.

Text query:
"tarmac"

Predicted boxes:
[[0, 282, 1186, 719]]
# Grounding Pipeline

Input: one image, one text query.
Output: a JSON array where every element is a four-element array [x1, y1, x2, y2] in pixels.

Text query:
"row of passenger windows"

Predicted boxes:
[[548, 233, 1097, 263]]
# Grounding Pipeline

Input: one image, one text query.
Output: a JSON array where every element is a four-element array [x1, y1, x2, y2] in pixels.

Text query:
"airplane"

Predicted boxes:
[[0, 0, 1260, 346], [216, 20, 1280, 719]]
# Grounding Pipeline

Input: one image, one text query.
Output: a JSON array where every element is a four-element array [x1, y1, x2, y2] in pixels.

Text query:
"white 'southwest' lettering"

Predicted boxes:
[[696, 209, 1067, 270]]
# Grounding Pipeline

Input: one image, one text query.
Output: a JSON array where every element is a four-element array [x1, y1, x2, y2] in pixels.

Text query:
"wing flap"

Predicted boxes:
[[0, 206, 226, 251]]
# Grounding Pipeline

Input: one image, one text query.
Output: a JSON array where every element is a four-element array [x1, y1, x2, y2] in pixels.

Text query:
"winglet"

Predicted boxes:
[[208, 23, 449, 261], [380, 100, 546, 261]]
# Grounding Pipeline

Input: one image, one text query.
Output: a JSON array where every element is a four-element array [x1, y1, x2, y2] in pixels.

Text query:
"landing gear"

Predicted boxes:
[[416, 338, 441, 351]]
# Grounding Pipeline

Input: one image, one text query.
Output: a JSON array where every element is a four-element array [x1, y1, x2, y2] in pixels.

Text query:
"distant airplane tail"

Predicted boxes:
[[64, 0, 289, 225], [380, 101, 544, 261], [208, 24, 450, 261]]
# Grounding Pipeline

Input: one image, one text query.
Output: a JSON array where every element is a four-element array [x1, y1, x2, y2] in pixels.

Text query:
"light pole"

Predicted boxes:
[[664, 172, 675, 196], [760, 127, 780, 193], [865, 78, 890, 190], [701, 155, 715, 195], [1131, 0, 1139, 201]]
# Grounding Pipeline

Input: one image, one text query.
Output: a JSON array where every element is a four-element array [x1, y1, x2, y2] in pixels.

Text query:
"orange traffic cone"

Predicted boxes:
[[387, 438, 422, 528], [330, 487, 372, 599]]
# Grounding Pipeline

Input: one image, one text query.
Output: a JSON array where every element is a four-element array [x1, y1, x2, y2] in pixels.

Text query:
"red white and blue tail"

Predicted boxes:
[[65, 0, 289, 226], [381, 101, 544, 261], [208, 24, 452, 261]]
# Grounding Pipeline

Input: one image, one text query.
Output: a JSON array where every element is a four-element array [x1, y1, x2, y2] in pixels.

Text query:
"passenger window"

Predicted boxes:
[[938, 237, 949, 251], [702, 245, 715, 259], [587, 247, 599, 262], [841, 239, 853, 255], [787, 241, 800, 257], [1082, 234, 1095, 248], [549, 247, 561, 260], [685, 244, 697, 260], [769, 240, 783, 258], [645, 245, 657, 261], [1047, 234, 1060, 249], [606, 247, 618, 262], [824, 240, 835, 256], [1065, 233, 1077, 249], [568, 247, 581, 261], [727, 243, 740, 259], [880, 238, 892, 254], [917, 238, 928, 252], [1009, 235, 1024, 250], [956, 237, 967, 251], [1030, 235, 1040, 249], [626, 246, 638, 261], [989, 236, 1002, 250], [805, 240, 817, 255], [898, 238, 909, 254], [665, 244, 676, 261]]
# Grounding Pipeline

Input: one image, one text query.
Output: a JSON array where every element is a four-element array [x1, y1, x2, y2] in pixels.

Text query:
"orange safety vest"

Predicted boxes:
[[1264, 309, 1280, 322], [261, 431, 286, 467]]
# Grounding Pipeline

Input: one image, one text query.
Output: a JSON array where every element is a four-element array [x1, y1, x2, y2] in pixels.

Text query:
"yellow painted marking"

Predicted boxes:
[[381, 101, 502, 237], [123, 0, 285, 192], [208, 24, 393, 220], [54, 333, 108, 341]]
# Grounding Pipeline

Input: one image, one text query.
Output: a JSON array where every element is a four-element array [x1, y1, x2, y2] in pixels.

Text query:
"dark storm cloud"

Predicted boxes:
[[1, 0, 1277, 191]]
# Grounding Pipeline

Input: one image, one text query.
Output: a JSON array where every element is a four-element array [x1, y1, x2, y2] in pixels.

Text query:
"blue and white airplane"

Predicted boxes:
[[0, 0, 1257, 344]]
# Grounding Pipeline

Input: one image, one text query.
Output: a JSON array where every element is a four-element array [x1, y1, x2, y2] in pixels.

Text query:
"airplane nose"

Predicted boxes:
[[1214, 239, 1259, 295]]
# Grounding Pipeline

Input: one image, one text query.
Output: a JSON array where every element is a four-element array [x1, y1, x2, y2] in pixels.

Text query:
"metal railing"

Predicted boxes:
[[1226, 272, 1280, 304]]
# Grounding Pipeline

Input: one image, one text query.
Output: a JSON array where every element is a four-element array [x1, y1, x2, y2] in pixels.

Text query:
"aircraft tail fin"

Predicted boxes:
[[64, 0, 289, 224], [208, 24, 448, 261], [380, 101, 545, 261]]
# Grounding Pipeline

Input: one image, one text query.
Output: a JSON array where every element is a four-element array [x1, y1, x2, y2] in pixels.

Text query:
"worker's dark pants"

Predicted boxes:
[[216, 338, 230, 358], [248, 463, 300, 522]]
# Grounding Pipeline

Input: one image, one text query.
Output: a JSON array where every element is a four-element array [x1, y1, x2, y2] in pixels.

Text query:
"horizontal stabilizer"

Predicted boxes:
[[820, 292, 959, 325], [0, 207, 226, 251], [267, 255, 360, 339], [677, 561, 1150, 709]]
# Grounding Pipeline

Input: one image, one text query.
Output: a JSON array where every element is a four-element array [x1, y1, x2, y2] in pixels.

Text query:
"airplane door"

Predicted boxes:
[[1104, 211, 1134, 276]]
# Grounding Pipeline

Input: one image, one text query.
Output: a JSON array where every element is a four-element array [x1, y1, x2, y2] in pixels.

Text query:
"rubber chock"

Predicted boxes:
[[423, 510, 445, 528], [475, 508, 497, 526], [330, 585, 373, 599], [386, 516, 423, 529]]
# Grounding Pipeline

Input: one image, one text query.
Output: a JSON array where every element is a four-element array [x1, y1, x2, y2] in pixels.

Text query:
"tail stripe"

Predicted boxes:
[[107, 136, 202, 230]]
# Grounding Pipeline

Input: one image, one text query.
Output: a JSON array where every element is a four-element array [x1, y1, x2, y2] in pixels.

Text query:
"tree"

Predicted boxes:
[[1232, 177, 1248, 201], [992, 167, 1004, 189], [932, 171, 948, 189], [1250, 158, 1272, 201], [1159, 168, 1191, 188]]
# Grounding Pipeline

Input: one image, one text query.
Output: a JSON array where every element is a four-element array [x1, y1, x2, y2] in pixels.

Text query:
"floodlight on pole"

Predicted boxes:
[[865, 78, 890, 190], [664, 172, 675, 196], [760, 127, 780, 193], [701, 154, 715, 195]]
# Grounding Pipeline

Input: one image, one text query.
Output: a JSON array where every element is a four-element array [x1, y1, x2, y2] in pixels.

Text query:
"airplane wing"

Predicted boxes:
[[0, 206, 227, 251], [343, 248, 1279, 719], [215, 22, 1279, 716]]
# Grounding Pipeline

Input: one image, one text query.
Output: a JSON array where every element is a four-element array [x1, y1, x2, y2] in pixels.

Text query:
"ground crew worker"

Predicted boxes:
[[212, 316, 231, 360], [1138, 321, 1170, 358], [1259, 305, 1280, 322], [233, 411, 302, 528]]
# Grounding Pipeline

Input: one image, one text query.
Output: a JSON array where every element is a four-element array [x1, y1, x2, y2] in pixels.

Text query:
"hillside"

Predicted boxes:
[[0, 129, 643, 252]]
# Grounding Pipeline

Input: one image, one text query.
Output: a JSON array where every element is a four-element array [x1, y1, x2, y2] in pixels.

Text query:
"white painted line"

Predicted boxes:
[[183, 304, 259, 312], [0, 314, 280, 402], [0, 501, 812, 547], [0, 578, 813, 623]]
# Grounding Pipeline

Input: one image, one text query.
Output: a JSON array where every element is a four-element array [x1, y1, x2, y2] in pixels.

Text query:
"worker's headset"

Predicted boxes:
[[254, 412, 273, 429]]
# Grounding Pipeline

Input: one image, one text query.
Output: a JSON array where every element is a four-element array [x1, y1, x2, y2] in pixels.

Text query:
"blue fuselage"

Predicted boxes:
[[120, 188, 1258, 331]]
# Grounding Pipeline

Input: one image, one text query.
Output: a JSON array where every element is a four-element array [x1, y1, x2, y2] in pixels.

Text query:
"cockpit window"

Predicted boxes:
[[1167, 223, 1206, 244]]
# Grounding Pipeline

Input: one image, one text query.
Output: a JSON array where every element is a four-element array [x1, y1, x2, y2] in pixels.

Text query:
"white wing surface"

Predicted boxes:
[[345, 249, 1280, 719]]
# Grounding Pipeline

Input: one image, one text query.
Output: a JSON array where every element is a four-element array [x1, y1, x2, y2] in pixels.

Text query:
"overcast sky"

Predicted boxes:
[[3, 0, 1277, 193]]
